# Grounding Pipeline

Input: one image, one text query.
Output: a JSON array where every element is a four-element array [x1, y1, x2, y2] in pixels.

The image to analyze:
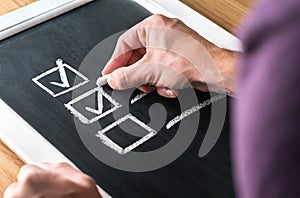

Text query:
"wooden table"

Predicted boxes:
[[0, 0, 253, 196], [0, 0, 36, 15]]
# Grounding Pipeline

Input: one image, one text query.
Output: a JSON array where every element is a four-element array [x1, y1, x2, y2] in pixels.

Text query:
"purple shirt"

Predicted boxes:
[[233, 0, 300, 197]]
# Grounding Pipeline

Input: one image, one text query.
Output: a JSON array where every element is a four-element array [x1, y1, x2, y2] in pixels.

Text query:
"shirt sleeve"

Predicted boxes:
[[233, 0, 300, 197]]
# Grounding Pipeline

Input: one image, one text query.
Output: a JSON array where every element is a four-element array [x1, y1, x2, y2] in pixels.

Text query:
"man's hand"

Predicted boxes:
[[4, 162, 102, 198], [102, 14, 238, 97]]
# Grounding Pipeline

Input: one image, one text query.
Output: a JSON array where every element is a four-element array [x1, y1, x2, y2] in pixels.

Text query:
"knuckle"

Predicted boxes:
[[150, 14, 182, 28], [152, 13, 165, 20], [39, 162, 50, 166], [21, 170, 36, 184], [20, 164, 31, 172], [114, 35, 127, 53], [119, 68, 129, 88], [117, 32, 131, 47], [55, 162, 71, 168], [118, 33, 126, 43], [80, 175, 96, 188], [170, 17, 180, 23], [150, 14, 168, 25], [169, 17, 182, 28], [20, 165, 37, 177]]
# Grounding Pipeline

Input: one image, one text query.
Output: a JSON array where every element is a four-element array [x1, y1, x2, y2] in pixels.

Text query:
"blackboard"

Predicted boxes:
[[0, 0, 234, 197]]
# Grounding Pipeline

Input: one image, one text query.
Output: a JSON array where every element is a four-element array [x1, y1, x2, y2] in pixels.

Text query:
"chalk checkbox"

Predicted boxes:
[[65, 87, 122, 124], [32, 59, 89, 97], [96, 113, 158, 155]]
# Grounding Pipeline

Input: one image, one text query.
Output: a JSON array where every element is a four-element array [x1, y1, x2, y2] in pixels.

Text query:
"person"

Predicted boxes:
[[4, 0, 300, 197]]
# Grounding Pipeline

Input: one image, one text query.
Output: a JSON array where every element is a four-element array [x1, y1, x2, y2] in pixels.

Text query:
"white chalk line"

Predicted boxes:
[[97, 134, 124, 154], [97, 86, 104, 114], [32, 59, 89, 97], [131, 92, 148, 104], [65, 87, 122, 124], [166, 94, 226, 129], [85, 86, 104, 115], [50, 59, 70, 88], [96, 114, 157, 155], [130, 87, 156, 104], [33, 61, 224, 154], [85, 107, 101, 115]]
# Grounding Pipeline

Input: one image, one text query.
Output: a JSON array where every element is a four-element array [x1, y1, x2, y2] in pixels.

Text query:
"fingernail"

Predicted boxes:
[[165, 90, 175, 96]]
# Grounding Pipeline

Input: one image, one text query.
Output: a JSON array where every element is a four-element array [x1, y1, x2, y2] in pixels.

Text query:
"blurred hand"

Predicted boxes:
[[102, 14, 238, 97], [4, 162, 102, 198]]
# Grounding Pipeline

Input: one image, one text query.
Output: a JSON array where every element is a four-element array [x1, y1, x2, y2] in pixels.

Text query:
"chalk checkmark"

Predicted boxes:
[[85, 88, 104, 115], [50, 59, 70, 88]]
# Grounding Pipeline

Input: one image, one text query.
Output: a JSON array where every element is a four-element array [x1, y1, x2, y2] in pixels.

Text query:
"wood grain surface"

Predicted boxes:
[[0, 0, 253, 196], [0, 141, 25, 196], [0, 0, 36, 16], [180, 0, 254, 32]]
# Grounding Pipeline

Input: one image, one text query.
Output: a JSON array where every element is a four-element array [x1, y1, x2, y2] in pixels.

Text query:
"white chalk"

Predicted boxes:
[[32, 59, 89, 98], [130, 87, 156, 104], [50, 59, 70, 88], [96, 75, 110, 87], [65, 87, 122, 124], [166, 94, 226, 129], [96, 113, 157, 155]]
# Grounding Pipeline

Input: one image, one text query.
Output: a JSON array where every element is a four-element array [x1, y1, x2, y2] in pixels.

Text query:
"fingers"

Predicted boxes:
[[37, 162, 86, 182], [102, 14, 180, 76], [138, 86, 178, 98], [102, 14, 209, 93], [103, 15, 173, 76], [106, 51, 190, 92], [17, 163, 82, 185], [106, 56, 151, 90], [102, 48, 146, 75], [192, 81, 209, 92], [5, 165, 44, 198], [102, 27, 147, 76], [37, 162, 75, 172], [17, 164, 43, 183], [36, 162, 99, 197], [4, 183, 18, 198], [156, 87, 178, 98], [4, 163, 101, 198], [138, 85, 152, 93]]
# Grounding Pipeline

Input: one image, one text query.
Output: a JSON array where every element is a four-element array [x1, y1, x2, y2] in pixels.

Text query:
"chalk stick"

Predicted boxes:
[[96, 75, 110, 87]]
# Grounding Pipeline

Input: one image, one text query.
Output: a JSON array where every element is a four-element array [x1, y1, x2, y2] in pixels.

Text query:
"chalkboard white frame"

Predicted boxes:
[[0, 0, 240, 197], [0, 0, 94, 40]]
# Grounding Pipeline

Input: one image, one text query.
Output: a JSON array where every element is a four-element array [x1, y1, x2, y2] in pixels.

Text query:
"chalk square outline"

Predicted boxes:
[[65, 87, 122, 124], [32, 62, 89, 98], [96, 113, 158, 155]]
